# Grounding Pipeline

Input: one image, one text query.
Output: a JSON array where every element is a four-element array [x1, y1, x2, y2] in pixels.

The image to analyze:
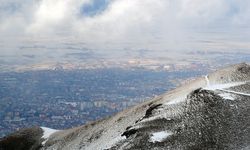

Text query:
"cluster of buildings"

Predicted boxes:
[[0, 61, 211, 137]]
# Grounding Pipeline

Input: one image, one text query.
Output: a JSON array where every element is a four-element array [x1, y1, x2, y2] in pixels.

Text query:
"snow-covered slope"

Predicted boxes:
[[41, 63, 250, 150], [1, 63, 249, 150]]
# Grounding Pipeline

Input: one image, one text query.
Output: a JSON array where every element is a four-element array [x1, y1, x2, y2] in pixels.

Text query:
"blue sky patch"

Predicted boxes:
[[0, 2, 21, 14], [80, 0, 111, 17]]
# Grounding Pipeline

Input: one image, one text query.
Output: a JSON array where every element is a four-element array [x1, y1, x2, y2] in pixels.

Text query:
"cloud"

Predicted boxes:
[[0, 0, 250, 52]]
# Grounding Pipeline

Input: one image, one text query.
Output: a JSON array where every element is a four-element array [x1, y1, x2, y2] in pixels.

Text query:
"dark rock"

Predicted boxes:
[[0, 126, 43, 150]]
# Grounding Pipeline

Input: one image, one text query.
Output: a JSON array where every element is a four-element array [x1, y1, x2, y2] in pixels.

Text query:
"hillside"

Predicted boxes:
[[1, 63, 249, 150]]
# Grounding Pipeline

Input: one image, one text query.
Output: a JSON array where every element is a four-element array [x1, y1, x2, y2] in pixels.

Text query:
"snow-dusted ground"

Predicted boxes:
[[42, 64, 250, 150], [144, 75, 249, 145], [204, 75, 250, 97], [103, 135, 126, 149], [204, 82, 246, 91], [165, 96, 187, 105], [41, 127, 59, 145], [218, 93, 235, 100], [204, 75, 246, 90], [164, 75, 248, 106], [150, 131, 172, 143]]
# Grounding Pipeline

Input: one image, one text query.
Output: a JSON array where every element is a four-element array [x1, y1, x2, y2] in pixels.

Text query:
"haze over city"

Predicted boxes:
[[0, 0, 250, 69]]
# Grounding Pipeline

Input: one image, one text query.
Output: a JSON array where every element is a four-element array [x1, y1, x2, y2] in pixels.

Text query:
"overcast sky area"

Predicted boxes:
[[0, 0, 250, 65]]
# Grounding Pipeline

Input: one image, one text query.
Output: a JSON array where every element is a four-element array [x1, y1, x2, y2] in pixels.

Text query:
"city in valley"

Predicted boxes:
[[1, 51, 249, 137]]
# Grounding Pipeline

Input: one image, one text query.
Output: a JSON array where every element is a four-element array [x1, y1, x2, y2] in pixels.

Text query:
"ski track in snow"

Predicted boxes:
[[159, 76, 250, 122], [166, 76, 249, 106], [204, 75, 250, 97], [41, 127, 59, 145], [218, 93, 235, 100], [204, 82, 246, 90], [218, 89, 250, 97]]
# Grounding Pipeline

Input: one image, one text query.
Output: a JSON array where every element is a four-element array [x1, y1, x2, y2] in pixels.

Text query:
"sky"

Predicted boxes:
[[0, 0, 250, 65]]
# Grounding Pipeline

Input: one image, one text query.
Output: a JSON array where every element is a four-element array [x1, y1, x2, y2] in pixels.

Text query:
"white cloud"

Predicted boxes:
[[0, 0, 250, 52], [27, 0, 90, 34]]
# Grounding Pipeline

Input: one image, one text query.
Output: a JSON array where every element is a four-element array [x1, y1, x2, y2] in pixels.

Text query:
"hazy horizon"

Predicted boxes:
[[0, 0, 250, 67]]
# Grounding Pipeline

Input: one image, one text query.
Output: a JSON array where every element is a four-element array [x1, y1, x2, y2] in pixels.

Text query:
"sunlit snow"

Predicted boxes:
[[165, 96, 186, 105], [204, 82, 246, 91], [204, 75, 250, 97], [41, 127, 59, 145], [150, 131, 172, 143], [218, 93, 235, 100]]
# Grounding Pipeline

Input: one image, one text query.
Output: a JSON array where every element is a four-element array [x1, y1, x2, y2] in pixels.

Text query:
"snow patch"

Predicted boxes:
[[204, 75, 247, 90], [204, 75, 250, 97], [165, 96, 186, 105], [41, 127, 59, 145], [218, 93, 235, 100], [204, 82, 246, 90], [150, 131, 172, 143]]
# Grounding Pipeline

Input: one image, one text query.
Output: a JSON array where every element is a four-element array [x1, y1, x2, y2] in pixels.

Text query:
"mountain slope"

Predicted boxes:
[[1, 63, 250, 150]]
